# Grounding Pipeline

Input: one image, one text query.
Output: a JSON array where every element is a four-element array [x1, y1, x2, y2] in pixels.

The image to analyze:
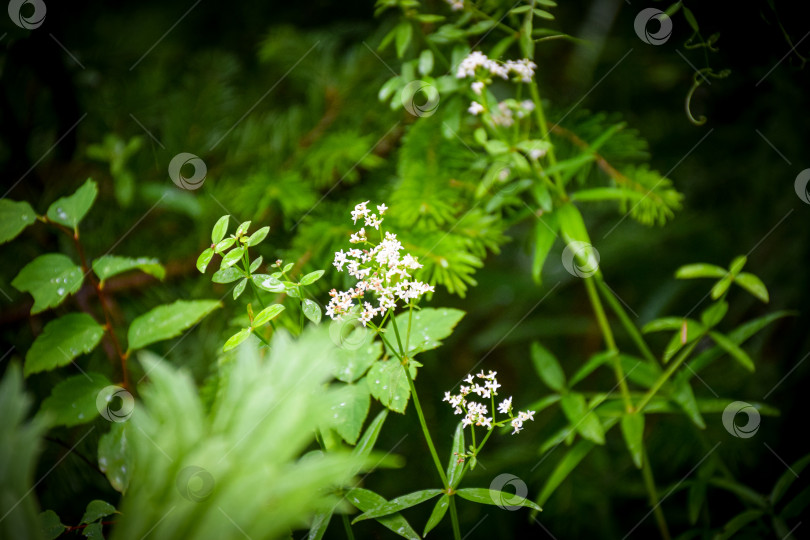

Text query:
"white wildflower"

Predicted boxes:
[[471, 81, 484, 95], [468, 101, 484, 116]]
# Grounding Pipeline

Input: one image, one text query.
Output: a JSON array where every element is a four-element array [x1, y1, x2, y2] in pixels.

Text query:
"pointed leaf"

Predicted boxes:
[[303, 299, 322, 324], [456, 488, 542, 512], [300, 270, 325, 286], [223, 328, 251, 352], [735, 272, 769, 303], [127, 299, 221, 351], [345, 488, 419, 540], [98, 423, 131, 493], [771, 454, 810, 504], [214, 237, 236, 254], [80, 500, 116, 524], [367, 358, 419, 413], [537, 439, 595, 506], [531, 342, 566, 392], [569, 351, 613, 387], [220, 247, 244, 269], [709, 331, 755, 372], [675, 263, 726, 279], [620, 413, 644, 469], [39, 510, 66, 540], [197, 248, 214, 273], [93, 255, 165, 282], [211, 215, 230, 243], [253, 304, 285, 327], [714, 510, 764, 540], [330, 382, 371, 445], [212, 266, 244, 284], [11, 254, 83, 314], [353, 489, 442, 523], [235, 220, 251, 237], [423, 495, 449, 536], [352, 409, 388, 463], [385, 308, 465, 356], [700, 300, 728, 328], [531, 212, 558, 285], [0, 199, 37, 244], [333, 341, 383, 383], [46, 179, 97, 229], [233, 278, 247, 300], [38, 372, 112, 427], [24, 313, 105, 377], [307, 509, 333, 540], [250, 256, 263, 273], [253, 274, 285, 292], [560, 393, 605, 444], [671, 378, 705, 428], [447, 422, 465, 488], [247, 226, 269, 247]]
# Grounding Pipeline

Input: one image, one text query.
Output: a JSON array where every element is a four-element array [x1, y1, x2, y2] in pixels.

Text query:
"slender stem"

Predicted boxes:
[[389, 313, 449, 488], [584, 277, 632, 412], [449, 495, 462, 540], [594, 277, 657, 365], [529, 83, 565, 194], [641, 447, 671, 540], [635, 337, 703, 413], [341, 513, 355, 540]]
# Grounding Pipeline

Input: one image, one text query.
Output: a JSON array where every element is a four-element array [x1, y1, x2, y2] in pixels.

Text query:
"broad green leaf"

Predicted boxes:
[[385, 307, 465, 356], [531, 342, 566, 392], [211, 215, 230, 243], [80, 500, 116, 524], [92, 255, 165, 282], [560, 393, 605, 444], [352, 409, 388, 464], [83, 522, 103, 539], [532, 212, 558, 285], [39, 510, 65, 540], [196, 247, 214, 273], [235, 220, 251, 237], [233, 278, 247, 300], [700, 300, 728, 328], [714, 510, 764, 540], [98, 422, 131, 493], [333, 341, 382, 383], [46, 178, 98, 229], [735, 272, 769, 302], [247, 226, 269, 247], [418, 49, 434, 75], [38, 372, 112, 427], [556, 202, 591, 246], [303, 299, 322, 324], [447, 422, 465, 488], [283, 262, 294, 273], [456, 488, 542, 512], [220, 247, 244, 269], [223, 328, 251, 352], [299, 270, 325, 286], [771, 454, 810, 504], [252, 274, 285, 292], [395, 21, 412, 58], [24, 313, 105, 377], [620, 413, 645, 468], [307, 510, 332, 540], [345, 488, 419, 540], [709, 331, 755, 372], [353, 489, 442, 523], [0, 199, 37, 244], [253, 304, 285, 327], [675, 263, 726, 280], [330, 382, 371, 445], [214, 237, 236, 254], [212, 266, 244, 284], [423, 495, 449, 536], [367, 358, 419, 414], [11, 253, 83, 314], [537, 439, 596, 506], [127, 299, 221, 351]]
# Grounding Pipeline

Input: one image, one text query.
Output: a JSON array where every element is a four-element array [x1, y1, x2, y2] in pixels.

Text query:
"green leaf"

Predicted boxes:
[[352, 409, 388, 463], [214, 237, 236, 254], [83, 522, 103, 539], [423, 495, 449, 536], [127, 299, 221, 352], [330, 382, 371, 445], [224, 328, 252, 352], [700, 300, 728, 328], [483, 139, 510, 155], [456, 488, 542, 512], [384, 307, 465, 356], [569, 351, 613, 387], [333, 341, 382, 383], [253, 304, 285, 327], [303, 299, 322, 324], [711, 275, 734, 299], [345, 488, 420, 540], [367, 358, 419, 413], [0, 199, 37, 244], [24, 313, 106, 377], [729, 255, 747, 274], [220, 247, 244, 269], [531, 342, 566, 392], [620, 413, 644, 469], [212, 266, 244, 284], [252, 274, 285, 292], [250, 256, 263, 273], [11, 253, 84, 314], [709, 331, 755, 372], [307, 510, 333, 540], [532, 212, 558, 285], [709, 478, 768, 508], [447, 422, 465, 488], [196, 247, 214, 273], [283, 262, 294, 273], [247, 226, 269, 247], [39, 372, 112, 427], [211, 215, 230, 243], [80, 500, 116, 524], [235, 220, 251, 237], [98, 422, 131, 493], [570, 188, 645, 203], [771, 454, 810, 504], [671, 378, 705, 428], [560, 393, 605, 444], [537, 439, 596, 506], [642, 317, 691, 333], [233, 278, 247, 300], [675, 263, 726, 279], [46, 178, 98, 229], [354, 489, 442, 523], [714, 509, 764, 540], [299, 270, 325, 286], [92, 255, 165, 282], [556, 202, 591, 246], [735, 272, 769, 303], [418, 49, 434, 75], [395, 21, 412, 58], [781, 485, 810, 521], [682, 6, 699, 32], [39, 510, 66, 540]]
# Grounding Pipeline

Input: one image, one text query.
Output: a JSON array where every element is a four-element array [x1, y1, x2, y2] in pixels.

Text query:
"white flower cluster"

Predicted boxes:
[[327, 201, 434, 326], [444, 0, 463, 10], [443, 371, 536, 434], [488, 99, 536, 127], [456, 52, 536, 83]]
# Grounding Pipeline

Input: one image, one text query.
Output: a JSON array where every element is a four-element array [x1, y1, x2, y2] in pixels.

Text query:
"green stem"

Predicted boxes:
[[635, 337, 704, 413], [594, 277, 657, 365], [389, 312, 449, 488], [641, 447, 671, 540], [342, 513, 355, 540], [449, 495, 462, 540], [529, 83, 565, 194], [584, 277, 633, 412]]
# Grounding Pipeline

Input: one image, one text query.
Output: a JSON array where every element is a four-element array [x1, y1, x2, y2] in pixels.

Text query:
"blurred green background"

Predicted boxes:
[[2, 0, 808, 537]]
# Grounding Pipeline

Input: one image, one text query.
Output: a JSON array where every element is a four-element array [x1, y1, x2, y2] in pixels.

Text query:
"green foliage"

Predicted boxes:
[[24, 313, 106, 376]]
